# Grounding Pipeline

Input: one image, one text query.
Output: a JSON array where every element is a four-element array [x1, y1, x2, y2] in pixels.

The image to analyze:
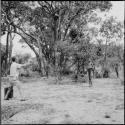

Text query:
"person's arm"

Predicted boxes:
[[17, 61, 31, 69], [21, 63, 30, 68]]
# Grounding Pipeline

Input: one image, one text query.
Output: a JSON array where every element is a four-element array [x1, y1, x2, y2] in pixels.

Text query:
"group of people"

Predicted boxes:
[[4, 57, 95, 100], [4, 56, 120, 101]]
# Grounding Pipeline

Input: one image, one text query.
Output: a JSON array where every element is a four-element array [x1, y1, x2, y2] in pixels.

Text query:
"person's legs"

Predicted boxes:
[[93, 68, 95, 78], [117, 71, 119, 78], [15, 80, 25, 100], [90, 79, 92, 86], [116, 69, 119, 78], [89, 79, 92, 87], [88, 69, 92, 87]]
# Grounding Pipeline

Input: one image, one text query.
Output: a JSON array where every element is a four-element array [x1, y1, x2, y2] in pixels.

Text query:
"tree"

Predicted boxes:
[[26, 1, 112, 79], [1, 43, 7, 76], [1, 1, 112, 80], [15, 53, 31, 64], [1, 1, 43, 75], [100, 16, 124, 67]]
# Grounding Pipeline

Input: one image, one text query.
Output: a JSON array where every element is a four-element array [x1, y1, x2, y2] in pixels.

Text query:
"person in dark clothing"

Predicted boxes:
[[87, 60, 93, 87], [115, 63, 119, 78], [91, 64, 95, 78]]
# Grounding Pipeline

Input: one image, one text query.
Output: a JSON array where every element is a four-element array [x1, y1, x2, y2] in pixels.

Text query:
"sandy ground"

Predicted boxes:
[[1, 77, 124, 124]]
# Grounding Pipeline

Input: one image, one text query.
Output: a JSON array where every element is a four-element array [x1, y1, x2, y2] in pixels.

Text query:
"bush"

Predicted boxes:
[[19, 68, 31, 77], [78, 75, 88, 83], [61, 69, 73, 75], [71, 73, 88, 83], [102, 67, 110, 78], [71, 74, 78, 82], [95, 71, 102, 78]]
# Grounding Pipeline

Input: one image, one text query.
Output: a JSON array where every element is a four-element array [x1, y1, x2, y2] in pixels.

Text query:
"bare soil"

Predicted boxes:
[[1, 76, 124, 124]]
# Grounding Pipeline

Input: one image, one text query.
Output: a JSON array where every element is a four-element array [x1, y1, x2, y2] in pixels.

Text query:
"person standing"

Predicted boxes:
[[4, 57, 31, 101], [91, 63, 95, 78], [114, 63, 119, 78], [87, 60, 93, 87]]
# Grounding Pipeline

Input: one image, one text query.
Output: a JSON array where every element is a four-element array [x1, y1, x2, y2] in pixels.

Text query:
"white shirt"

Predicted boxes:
[[10, 62, 22, 78]]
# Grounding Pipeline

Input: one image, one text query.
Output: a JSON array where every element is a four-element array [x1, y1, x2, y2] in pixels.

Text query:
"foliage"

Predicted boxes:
[[99, 16, 124, 73], [100, 16, 124, 40], [1, 1, 114, 79], [1, 43, 6, 57], [15, 53, 31, 64]]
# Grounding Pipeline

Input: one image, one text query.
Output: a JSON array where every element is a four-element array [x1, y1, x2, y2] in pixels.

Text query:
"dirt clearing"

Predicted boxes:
[[1, 77, 124, 124]]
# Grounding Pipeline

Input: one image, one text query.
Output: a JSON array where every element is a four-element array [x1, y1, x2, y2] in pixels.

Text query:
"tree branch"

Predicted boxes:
[[50, 1, 54, 12], [15, 32, 39, 57], [4, 29, 39, 57], [63, 2, 90, 41], [11, 23, 37, 41], [38, 1, 52, 14]]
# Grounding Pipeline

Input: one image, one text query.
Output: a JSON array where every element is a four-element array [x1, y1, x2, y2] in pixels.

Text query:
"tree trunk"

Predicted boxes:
[[104, 39, 108, 67], [0, 43, 1, 79], [14, 31, 44, 76], [36, 55, 42, 75], [103, 38, 109, 78], [5, 31, 10, 75], [51, 24, 57, 79], [37, 38, 46, 76], [8, 32, 14, 73]]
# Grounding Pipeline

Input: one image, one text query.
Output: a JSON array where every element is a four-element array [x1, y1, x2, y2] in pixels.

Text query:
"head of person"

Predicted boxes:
[[12, 57, 16, 62]]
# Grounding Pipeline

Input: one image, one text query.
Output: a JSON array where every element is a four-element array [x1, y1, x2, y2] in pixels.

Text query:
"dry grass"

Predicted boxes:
[[1, 76, 124, 124]]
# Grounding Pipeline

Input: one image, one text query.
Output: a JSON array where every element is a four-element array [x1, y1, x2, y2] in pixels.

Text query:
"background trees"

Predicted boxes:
[[1, 1, 124, 80], [100, 16, 124, 66]]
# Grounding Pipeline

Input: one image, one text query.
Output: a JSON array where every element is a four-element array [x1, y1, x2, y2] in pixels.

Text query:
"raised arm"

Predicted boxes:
[[17, 61, 31, 69], [21, 62, 31, 68]]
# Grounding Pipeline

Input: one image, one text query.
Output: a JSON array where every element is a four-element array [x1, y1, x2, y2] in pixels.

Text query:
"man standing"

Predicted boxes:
[[87, 59, 93, 87], [114, 63, 119, 78], [4, 57, 31, 101]]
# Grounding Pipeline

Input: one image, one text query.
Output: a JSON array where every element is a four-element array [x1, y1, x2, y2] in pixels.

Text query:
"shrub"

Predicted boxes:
[[71, 73, 88, 83], [95, 71, 102, 78], [102, 67, 110, 78], [61, 69, 73, 75]]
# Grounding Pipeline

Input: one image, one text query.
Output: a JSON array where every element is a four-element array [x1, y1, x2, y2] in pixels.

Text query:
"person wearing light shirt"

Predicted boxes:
[[4, 57, 31, 101]]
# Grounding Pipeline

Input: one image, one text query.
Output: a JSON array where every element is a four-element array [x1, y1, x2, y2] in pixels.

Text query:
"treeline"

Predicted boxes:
[[1, 1, 124, 82]]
